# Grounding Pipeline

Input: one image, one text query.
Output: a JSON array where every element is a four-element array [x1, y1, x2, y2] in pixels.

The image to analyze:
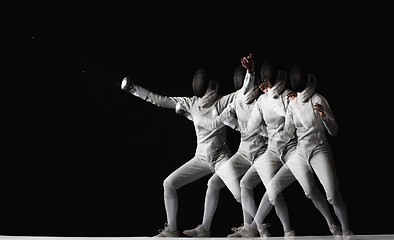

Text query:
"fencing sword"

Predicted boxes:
[[32, 36, 178, 97], [31, 36, 121, 86]]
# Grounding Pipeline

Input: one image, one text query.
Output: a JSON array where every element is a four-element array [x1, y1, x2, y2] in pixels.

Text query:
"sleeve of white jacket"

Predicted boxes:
[[241, 72, 266, 133], [241, 72, 253, 92], [215, 70, 253, 110], [216, 91, 237, 111], [123, 83, 192, 111], [320, 96, 338, 137], [197, 99, 238, 130], [220, 101, 239, 130]]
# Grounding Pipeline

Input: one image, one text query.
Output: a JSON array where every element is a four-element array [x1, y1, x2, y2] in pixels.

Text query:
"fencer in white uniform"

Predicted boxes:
[[238, 59, 298, 239], [268, 64, 352, 239], [183, 55, 271, 238], [121, 69, 235, 237]]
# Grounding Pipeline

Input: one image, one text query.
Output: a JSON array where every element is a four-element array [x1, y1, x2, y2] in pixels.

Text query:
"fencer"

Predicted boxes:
[[183, 54, 271, 238], [269, 64, 353, 239], [236, 58, 299, 239], [121, 69, 236, 237]]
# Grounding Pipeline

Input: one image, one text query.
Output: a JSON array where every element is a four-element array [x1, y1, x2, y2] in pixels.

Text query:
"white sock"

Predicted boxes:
[[250, 192, 273, 229], [164, 187, 178, 231], [309, 190, 336, 227], [241, 187, 257, 225], [332, 199, 349, 232], [202, 187, 219, 231], [272, 194, 291, 230]]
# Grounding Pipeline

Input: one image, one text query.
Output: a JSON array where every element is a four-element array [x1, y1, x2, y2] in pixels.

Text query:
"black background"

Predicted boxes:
[[3, 3, 393, 237]]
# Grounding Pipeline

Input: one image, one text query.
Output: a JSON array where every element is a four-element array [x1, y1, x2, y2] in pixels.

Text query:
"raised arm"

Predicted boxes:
[[241, 53, 254, 74]]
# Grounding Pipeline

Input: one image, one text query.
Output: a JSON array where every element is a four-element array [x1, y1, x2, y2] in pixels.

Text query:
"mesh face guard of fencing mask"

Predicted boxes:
[[289, 64, 307, 92], [290, 64, 316, 102], [268, 70, 287, 99], [193, 69, 219, 108], [193, 69, 210, 98], [233, 65, 247, 91], [260, 60, 277, 85], [260, 60, 286, 98]]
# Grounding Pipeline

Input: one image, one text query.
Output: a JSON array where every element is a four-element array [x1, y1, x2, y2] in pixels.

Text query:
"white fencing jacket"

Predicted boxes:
[[281, 92, 338, 160], [246, 85, 296, 158], [197, 73, 268, 161], [131, 85, 236, 162]]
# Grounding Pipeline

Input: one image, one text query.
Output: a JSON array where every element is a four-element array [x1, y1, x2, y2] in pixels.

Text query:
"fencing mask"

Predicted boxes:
[[193, 69, 210, 97], [233, 65, 246, 91], [260, 60, 286, 98], [193, 69, 219, 108], [290, 64, 316, 102]]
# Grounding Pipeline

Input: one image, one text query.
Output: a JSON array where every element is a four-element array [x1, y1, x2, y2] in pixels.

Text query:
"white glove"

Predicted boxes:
[[121, 77, 150, 100]]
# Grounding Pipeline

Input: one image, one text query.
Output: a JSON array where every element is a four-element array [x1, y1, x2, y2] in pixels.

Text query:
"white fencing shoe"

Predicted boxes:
[[183, 224, 211, 237], [329, 223, 342, 238], [154, 223, 179, 237], [343, 230, 354, 240], [256, 223, 271, 239], [284, 229, 296, 239], [226, 223, 258, 238]]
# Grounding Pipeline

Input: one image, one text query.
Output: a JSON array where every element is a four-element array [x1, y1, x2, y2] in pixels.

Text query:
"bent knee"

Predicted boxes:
[[239, 178, 249, 189], [207, 176, 225, 191], [235, 196, 241, 203], [240, 175, 259, 189], [327, 191, 343, 205], [268, 191, 284, 205], [304, 187, 320, 200], [163, 177, 177, 190]]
